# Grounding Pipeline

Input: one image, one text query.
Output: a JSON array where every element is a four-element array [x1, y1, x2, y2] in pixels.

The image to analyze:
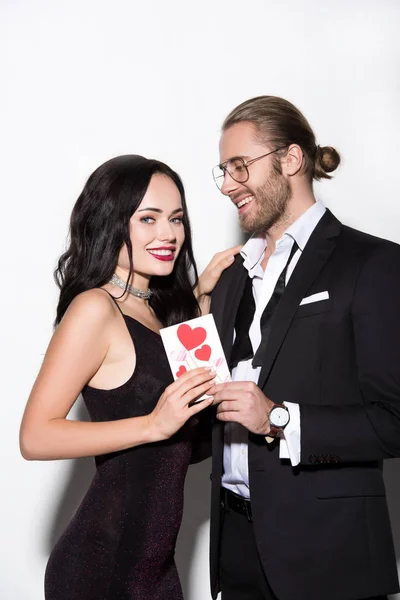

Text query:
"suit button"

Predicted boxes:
[[332, 455, 340, 463], [318, 455, 325, 464], [326, 455, 332, 464], [309, 454, 318, 464]]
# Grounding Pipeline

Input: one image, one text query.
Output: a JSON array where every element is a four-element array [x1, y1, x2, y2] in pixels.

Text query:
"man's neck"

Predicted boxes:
[[265, 191, 316, 257]]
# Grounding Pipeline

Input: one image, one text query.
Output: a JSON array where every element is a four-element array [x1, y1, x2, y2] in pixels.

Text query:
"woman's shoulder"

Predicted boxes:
[[62, 288, 118, 328]]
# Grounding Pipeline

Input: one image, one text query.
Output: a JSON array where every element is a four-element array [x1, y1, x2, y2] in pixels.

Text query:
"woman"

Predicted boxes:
[[19, 155, 239, 599]]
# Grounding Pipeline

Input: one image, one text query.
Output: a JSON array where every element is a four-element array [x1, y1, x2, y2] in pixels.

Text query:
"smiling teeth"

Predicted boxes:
[[148, 249, 173, 255], [237, 196, 253, 208]]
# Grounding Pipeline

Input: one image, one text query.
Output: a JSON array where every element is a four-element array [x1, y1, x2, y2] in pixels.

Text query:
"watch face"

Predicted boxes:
[[270, 406, 289, 428]]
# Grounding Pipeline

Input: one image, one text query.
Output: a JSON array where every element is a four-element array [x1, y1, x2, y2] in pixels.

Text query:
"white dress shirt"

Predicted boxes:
[[222, 201, 326, 499]]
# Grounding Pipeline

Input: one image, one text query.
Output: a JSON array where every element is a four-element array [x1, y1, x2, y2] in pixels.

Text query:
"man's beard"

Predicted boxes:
[[239, 169, 292, 234]]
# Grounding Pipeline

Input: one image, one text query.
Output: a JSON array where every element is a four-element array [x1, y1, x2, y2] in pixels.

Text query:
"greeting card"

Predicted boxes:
[[160, 313, 231, 401]]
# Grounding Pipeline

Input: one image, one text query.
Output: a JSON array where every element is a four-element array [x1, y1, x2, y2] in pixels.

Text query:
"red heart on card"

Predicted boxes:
[[195, 344, 211, 361], [176, 365, 187, 378], [177, 324, 207, 351]]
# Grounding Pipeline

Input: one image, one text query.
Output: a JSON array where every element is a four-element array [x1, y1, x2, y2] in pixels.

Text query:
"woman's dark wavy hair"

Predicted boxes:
[[54, 155, 200, 326]]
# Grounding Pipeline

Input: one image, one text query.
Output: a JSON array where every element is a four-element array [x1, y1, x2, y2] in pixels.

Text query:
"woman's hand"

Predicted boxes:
[[148, 367, 215, 441], [195, 245, 242, 314]]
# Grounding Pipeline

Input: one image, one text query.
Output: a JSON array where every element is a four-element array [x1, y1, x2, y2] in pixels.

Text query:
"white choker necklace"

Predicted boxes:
[[109, 274, 152, 300]]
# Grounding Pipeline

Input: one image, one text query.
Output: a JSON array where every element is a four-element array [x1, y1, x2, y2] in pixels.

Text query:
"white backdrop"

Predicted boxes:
[[2, 0, 400, 598]]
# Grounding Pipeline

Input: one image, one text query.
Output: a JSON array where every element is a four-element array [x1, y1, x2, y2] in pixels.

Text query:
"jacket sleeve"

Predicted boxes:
[[300, 241, 400, 465]]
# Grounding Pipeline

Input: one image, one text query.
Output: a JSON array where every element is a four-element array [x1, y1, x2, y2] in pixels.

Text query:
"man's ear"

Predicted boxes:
[[281, 144, 303, 176]]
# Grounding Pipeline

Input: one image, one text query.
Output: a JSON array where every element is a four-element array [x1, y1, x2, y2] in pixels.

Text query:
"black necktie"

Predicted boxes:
[[229, 240, 299, 370]]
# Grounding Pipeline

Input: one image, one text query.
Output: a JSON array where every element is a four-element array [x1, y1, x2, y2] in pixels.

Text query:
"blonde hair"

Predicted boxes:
[[223, 96, 340, 181]]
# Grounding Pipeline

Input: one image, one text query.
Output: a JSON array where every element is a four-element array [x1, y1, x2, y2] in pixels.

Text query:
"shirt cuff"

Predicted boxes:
[[279, 402, 301, 466]]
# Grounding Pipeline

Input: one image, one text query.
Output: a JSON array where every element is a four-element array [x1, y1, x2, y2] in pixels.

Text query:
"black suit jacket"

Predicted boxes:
[[209, 210, 400, 600]]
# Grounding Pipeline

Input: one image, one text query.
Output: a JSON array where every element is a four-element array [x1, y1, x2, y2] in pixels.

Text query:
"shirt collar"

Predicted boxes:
[[284, 200, 326, 251], [241, 234, 266, 273], [240, 201, 326, 275]]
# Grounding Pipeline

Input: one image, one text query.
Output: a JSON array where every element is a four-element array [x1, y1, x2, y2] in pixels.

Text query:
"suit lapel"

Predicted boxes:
[[257, 210, 341, 391], [211, 257, 248, 471], [211, 254, 247, 361]]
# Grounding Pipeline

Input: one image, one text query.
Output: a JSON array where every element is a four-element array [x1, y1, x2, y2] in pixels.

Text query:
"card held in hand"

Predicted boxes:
[[160, 313, 231, 402]]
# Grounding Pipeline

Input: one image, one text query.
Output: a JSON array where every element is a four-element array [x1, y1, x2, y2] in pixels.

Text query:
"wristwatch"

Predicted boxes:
[[267, 403, 290, 438]]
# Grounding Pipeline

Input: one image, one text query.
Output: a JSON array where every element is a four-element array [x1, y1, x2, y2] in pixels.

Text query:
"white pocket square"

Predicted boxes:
[[299, 291, 329, 306]]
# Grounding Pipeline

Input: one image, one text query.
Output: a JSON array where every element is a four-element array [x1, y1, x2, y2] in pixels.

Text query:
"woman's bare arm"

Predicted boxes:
[[20, 290, 215, 461], [19, 290, 156, 460]]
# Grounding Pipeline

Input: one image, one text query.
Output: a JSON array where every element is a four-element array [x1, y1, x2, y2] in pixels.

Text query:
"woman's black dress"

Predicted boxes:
[[45, 314, 197, 599]]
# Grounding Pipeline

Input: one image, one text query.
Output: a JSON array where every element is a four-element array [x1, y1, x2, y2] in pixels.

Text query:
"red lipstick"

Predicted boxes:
[[147, 246, 176, 262]]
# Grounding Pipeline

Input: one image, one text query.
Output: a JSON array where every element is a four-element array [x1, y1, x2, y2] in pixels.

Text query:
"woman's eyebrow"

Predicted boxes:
[[137, 207, 183, 214], [137, 207, 162, 213]]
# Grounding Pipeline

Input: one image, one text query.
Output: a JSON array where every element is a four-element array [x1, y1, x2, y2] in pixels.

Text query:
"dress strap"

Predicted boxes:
[[100, 288, 125, 317]]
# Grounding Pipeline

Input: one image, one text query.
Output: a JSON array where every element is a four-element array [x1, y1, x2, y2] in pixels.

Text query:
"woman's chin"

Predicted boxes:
[[148, 262, 176, 277]]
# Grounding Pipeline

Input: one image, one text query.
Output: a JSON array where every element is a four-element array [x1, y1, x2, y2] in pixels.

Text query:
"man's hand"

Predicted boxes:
[[208, 381, 274, 435]]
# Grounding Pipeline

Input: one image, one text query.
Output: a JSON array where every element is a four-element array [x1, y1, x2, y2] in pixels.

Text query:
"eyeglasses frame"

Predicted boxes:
[[212, 146, 287, 190]]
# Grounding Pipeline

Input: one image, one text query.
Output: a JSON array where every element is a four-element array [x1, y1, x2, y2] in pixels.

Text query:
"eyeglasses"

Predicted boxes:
[[212, 147, 285, 190]]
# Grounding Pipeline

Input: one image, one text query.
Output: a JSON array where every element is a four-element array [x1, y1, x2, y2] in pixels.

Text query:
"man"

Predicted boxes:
[[206, 96, 400, 600]]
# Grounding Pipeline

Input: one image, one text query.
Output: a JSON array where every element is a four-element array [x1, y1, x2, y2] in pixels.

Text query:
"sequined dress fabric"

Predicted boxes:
[[45, 316, 194, 599]]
